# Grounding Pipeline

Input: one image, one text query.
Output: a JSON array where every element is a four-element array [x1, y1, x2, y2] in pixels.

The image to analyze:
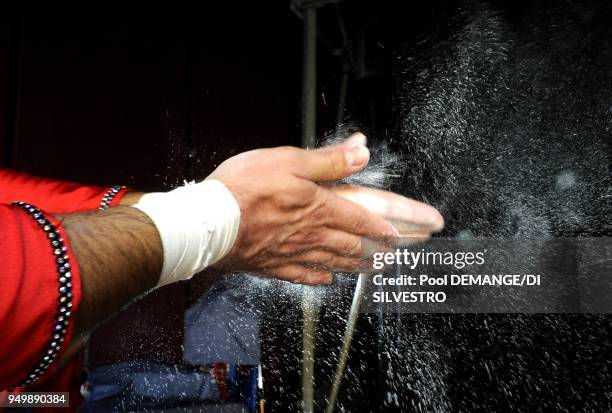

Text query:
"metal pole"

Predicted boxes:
[[335, 64, 349, 127], [301, 7, 317, 149], [302, 288, 320, 413], [325, 273, 366, 413], [301, 6, 318, 413]]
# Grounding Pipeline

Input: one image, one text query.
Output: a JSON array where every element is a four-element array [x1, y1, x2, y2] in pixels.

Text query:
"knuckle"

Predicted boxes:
[[353, 209, 370, 233], [327, 151, 346, 177], [304, 230, 323, 246], [348, 238, 363, 256], [310, 197, 330, 222], [304, 273, 321, 286], [335, 256, 359, 270], [276, 243, 295, 255], [276, 191, 297, 210], [279, 146, 301, 163], [349, 257, 364, 269], [287, 229, 322, 248], [315, 251, 334, 265], [334, 236, 362, 257], [278, 182, 314, 211], [294, 273, 309, 285], [277, 145, 296, 155]]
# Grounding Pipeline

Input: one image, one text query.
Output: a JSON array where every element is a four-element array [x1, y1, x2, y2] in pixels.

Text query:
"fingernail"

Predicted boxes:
[[345, 145, 370, 167], [387, 227, 401, 238], [386, 224, 401, 237], [391, 202, 445, 232], [345, 132, 367, 146]]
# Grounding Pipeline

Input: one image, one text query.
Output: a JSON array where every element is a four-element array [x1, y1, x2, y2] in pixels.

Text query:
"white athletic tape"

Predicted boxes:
[[133, 179, 241, 287]]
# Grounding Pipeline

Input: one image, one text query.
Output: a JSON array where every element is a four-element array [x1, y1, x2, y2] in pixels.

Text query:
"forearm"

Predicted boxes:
[[1, 135, 444, 389], [60, 206, 162, 334]]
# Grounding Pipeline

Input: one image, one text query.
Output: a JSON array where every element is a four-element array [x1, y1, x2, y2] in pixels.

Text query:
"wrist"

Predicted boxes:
[[118, 191, 146, 206], [132, 179, 241, 287]]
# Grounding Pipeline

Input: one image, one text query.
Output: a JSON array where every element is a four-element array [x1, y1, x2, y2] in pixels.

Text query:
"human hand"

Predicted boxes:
[[210, 133, 444, 285]]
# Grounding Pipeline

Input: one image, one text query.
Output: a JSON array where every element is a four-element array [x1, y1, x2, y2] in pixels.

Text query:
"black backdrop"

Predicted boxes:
[[2, 2, 610, 412], [0, 2, 304, 187], [0, 2, 309, 409]]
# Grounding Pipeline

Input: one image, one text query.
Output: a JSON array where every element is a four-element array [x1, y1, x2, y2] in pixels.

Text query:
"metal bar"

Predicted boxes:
[[336, 65, 349, 127], [325, 273, 366, 413], [301, 7, 317, 149], [302, 288, 320, 413], [333, 4, 350, 128], [301, 7, 319, 413]]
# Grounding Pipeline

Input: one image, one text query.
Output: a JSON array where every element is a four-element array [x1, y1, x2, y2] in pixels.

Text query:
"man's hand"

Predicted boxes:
[[62, 133, 444, 333], [210, 133, 443, 285]]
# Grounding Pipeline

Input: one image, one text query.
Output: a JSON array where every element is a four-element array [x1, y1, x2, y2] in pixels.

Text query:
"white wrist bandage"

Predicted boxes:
[[132, 179, 241, 287]]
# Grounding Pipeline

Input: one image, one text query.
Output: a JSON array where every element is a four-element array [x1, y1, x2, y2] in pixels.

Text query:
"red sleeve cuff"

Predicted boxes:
[[98, 186, 130, 210], [110, 187, 129, 207], [0, 204, 82, 390], [0, 168, 129, 213]]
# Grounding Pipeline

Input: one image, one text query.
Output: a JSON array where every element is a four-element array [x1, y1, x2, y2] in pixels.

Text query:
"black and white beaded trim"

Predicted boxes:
[[99, 185, 126, 210], [12, 202, 73, 387]]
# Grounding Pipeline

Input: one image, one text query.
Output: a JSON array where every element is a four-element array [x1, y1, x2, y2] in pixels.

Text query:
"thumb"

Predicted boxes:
[[294, 134, 370, 181]]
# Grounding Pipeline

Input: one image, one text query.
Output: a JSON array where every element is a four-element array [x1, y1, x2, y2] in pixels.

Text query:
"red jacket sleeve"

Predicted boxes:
[[0, 203, 82, 390], [0, 169, 128, 212]]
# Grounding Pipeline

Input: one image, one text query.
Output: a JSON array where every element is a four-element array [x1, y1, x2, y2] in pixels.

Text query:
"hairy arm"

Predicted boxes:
[[60, 206, 162, 334], [58, 134, 443, 334], [7, 133, 444, 387]]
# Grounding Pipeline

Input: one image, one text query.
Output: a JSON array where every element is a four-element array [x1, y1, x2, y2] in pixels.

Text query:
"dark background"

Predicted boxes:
[[0, 2, 406, 411], [4, 2, 609, 412], [0, 1, 448, 186], [0, 2, 306, 188], [0, 2, 309, 409]]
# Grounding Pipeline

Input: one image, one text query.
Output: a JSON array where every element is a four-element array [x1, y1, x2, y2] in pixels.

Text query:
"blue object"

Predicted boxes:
[[184, 276, 264, 366], [247, 366, 258, 413], [85, 276, 265, 411], [84, 360, 221, 412]]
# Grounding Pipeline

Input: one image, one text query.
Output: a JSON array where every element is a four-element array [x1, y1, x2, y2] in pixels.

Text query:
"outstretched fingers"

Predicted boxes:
[[265, 265, 333, 285]]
